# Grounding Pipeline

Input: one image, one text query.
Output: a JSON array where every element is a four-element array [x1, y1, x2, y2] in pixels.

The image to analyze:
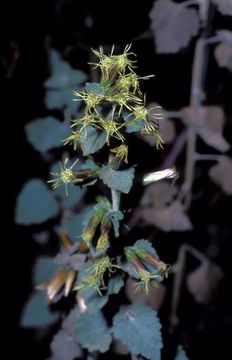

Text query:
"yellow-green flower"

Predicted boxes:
[[111, 144, 128, 163], [91, 44, 137, 81]]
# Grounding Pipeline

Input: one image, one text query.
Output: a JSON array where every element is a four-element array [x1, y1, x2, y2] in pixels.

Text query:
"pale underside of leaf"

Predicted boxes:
[[149, 0, 200, 54]]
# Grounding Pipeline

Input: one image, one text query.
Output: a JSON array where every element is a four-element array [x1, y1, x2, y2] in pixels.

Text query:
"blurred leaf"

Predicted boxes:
[[141, 182, 178, 209], [21, 292, 59, 327], [100, 166, 135, 194], [45, 89, 81, 116], [33, 231, 49, 245], [149, 0, 199, 53], [66, 206, 93, 243], [111, 210, 124, 237], [62, 307, 80, 335], [125, 277, 166, 310], [44, 50, 87, 116], [80, 126, 107, 156], [212, 0, 232, 15], [15, 179, 59, 225], [182, 106, 230, 152], [54, 184, 86, 208], [186, 262, 223, 304], [50, 330, 82, 360], [216, 30, 232, 44], [82, 288, 108, 313], [107, 276, 124, 295], [45, 50, 87, 88], [209, 156, 232, 194], [175, 345, 189, 360], [75, 311, 112, 352], [113, 303, 162, 360], [25, 117, 70, 152], [33, 256, 60, 285], [141, 201, 192, 232], [214, 44, 232, 72]]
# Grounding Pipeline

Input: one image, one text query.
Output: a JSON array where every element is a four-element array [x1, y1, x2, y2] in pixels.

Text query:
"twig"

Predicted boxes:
[[162, 130, 187, 169], [169, 244, 209, 331], [194, 153, 223, 161], [181, 0, 211, 210]]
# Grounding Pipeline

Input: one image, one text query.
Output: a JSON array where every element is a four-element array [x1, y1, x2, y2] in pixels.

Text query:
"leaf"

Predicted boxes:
[[85, 82, 106, 95], [107, 276, 124, 295], [25, 117, 70, 152], [33, 231, 49, 245], [141, 201, 192, 232], [45, 50, 87, 88], [212, 0, 232, 15], [21, 292, 59, 327], [50, 330, 82, 360], [125, 277, 166, 311], [216, 30, 232, 44], [182, 106, 230, 152], [45, 89, 81, 116], [112, 303, 162, 360], [66, 206, 93, 243], [149, 0, 200, 54], [110, 210, 124, 237], [75, 311, 112, 352], [186, 262, 223, 304], [15, 179, 59, 225], [175, 345, 189, 360], [33, 256, 60, 285], [214, 44, 232, 72], [80, 126, 107, 156], [209, 156, 232, 195], [62, 307, 80, 335], [100, 165, 135, 194], [141, 182, 178, 209], [44, 50, 87, 116], [82, 288, 108, 313], [55, 184, 86, 208]]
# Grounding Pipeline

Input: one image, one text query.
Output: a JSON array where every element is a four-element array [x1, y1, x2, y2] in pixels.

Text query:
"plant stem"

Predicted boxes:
[[194, 153, 223, 161], [169, 244, 209, 331], [111, 188, 120, 211]]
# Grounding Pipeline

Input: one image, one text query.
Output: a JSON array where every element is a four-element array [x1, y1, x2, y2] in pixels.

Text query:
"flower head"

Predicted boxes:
[[48, 158, 100, 195], [74, 256, 120, 294], [91, 44, 137, 81], [111, 144, 128, 163]]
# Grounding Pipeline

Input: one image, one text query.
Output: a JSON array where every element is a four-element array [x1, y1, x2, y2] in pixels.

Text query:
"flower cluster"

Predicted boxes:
[[74, 255, 119, 294], [124, 246, 170, 294], [63, 44, 164, 163]]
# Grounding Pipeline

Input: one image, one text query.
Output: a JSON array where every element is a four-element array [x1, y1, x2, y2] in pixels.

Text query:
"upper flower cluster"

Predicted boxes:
[[64, 44, 164, 160]]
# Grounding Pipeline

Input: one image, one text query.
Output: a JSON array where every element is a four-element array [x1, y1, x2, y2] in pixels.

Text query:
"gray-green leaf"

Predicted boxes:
[[175, 345, 189, 360], [75, 311, 112, 352], [15, 179, 59, 225], [80, 126, 107, 156], [100, 166, 135, 194], [112, 303, 162, 360], [107, 276, 124, 295], [25, 117, 70, 152], [21, 292, 59, 327], [33, 256, 60, 285]]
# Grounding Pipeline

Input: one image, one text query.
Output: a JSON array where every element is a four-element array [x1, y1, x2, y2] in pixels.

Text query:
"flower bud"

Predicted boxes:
[[64, 269, 76, 297]]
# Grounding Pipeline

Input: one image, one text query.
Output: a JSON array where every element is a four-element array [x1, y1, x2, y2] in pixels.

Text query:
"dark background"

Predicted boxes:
[[3, 1, 232, 359]]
